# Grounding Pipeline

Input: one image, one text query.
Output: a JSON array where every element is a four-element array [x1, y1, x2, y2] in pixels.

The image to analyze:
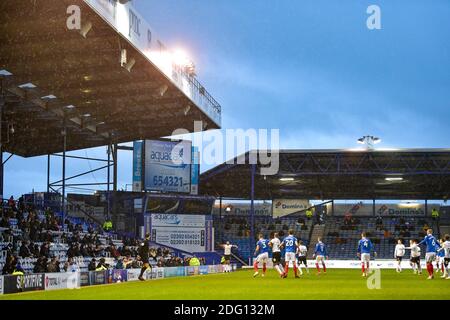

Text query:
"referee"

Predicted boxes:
[[138, 233, 152, 281]]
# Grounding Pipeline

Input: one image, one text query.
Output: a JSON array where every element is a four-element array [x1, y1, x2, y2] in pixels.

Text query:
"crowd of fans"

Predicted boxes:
[[1, 196, 204, 276]]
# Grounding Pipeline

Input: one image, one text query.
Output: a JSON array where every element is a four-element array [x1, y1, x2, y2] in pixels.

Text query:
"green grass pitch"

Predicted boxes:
[[1, 269, 449, 300]]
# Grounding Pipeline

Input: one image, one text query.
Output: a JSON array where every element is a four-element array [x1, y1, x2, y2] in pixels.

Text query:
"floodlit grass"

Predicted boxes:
[[1, 269, 449, 300]]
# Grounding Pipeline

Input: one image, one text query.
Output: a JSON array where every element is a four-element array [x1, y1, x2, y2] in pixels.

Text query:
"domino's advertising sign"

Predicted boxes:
[[144, 140, 192, 193]]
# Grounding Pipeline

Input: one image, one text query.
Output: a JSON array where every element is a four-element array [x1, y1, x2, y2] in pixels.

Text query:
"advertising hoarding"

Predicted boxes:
[[190, 147, 200, 195], [3, 274, 45, 294], [132, 141, 143, 191], [272, 199, 310, 218], [44, 273, 80, 291], [144, 140, 192, 193], [150, 214, 209, 252]]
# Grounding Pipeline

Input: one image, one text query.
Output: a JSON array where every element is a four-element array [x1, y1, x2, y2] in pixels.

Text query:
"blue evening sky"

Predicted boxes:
[[3, 0, 450, 197]]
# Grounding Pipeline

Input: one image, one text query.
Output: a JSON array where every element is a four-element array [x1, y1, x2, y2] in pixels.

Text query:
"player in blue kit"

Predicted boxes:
[[313, 237, 328, 275], [253, 234, 270, 277], [280, 230, 299, 278], [418, 229, 439, 279], [357, 233, 377, 277]]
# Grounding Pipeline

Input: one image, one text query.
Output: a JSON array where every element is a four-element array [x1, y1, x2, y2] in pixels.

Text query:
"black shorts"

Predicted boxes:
[[410, 256, 420, 264], [297, 256, 307, 265], [224, 255, 231, 262], [272, 252, 281, 264], [444, 258, 450, 267], [141, 257, 150, 264], [396, 256, 403, 262]]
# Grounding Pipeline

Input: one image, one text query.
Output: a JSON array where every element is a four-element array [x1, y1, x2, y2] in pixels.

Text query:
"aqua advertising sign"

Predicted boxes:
[[144, 140, 192, 193]]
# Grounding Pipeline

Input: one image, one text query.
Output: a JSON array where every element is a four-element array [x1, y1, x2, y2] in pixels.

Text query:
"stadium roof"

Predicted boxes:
[[0, 0, 221, 157], [200, 149, 450, 200]]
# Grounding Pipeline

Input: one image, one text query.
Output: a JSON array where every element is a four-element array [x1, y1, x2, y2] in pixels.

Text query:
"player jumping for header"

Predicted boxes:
[[357, 232, 377, 277], [418, 229, 439, 280], [253, 234, 270, 278], [313, 237, 328, 275]]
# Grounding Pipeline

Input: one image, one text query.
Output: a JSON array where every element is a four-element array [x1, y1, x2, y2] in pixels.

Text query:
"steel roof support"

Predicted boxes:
[[250, 163, 256, 257]]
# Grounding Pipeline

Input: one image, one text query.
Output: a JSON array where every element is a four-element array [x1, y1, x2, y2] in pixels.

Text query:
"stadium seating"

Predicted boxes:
[[0, 199, 200, 275], [213, 212, 444, 262], [322, 216, 440, 259]]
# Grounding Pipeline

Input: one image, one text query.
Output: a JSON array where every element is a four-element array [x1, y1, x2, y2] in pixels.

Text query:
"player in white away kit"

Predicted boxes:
[[405, 239, 422, 275], [394, 239, 406, 273], [296, 240, 309, 275], [437, 235, 450, 279], [269, 233, 284, 277], [220, 241, 238, 273]]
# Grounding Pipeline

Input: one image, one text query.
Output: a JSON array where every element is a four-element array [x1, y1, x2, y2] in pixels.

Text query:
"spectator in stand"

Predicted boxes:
[[375, 215, 383, 230], [2, 255, 16, 275], [40, 242, 50, 258], [8, 196, 17, 212], [88, 258, 97, 271], [47, 257, 61, 273], [19, 241, 31, 258], [431, 208, 440, 221], [109, 244, 120, 259], [0, 215, 9, 228], [96, 258, 109, 271], [33, 256, 48, 273], [115, 258, 124, 269]]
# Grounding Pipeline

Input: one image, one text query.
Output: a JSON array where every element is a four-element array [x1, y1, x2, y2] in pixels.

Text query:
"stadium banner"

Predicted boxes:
[[272, 199, 310, 218], [205, 217, 214, 252], [44, 272, 80, 291], [127, 268, 165, 282], [187, 266, 199, 276], [144, 140, 192, 193], [164, 266, 187, 278], [107, 269, 128, 283], [126, 269, 142, 282], [332, 203, 439, 216], [0, 276, 3, 295], [150, 214, 208, 252], [213, 202, 272, 216], [253, 259, 432, 269], [132, 141, 143, 192], [89, 270, 108, 285], [147, 267, 165, 280], [79, 271, 91, 287], [199, 265, 209, 275], [190, 147, 200, 195], [3, 274, 45, 294]]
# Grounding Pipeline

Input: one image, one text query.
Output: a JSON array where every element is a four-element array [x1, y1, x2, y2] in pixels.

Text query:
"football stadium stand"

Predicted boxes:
[[0, 198, 204, 275]]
